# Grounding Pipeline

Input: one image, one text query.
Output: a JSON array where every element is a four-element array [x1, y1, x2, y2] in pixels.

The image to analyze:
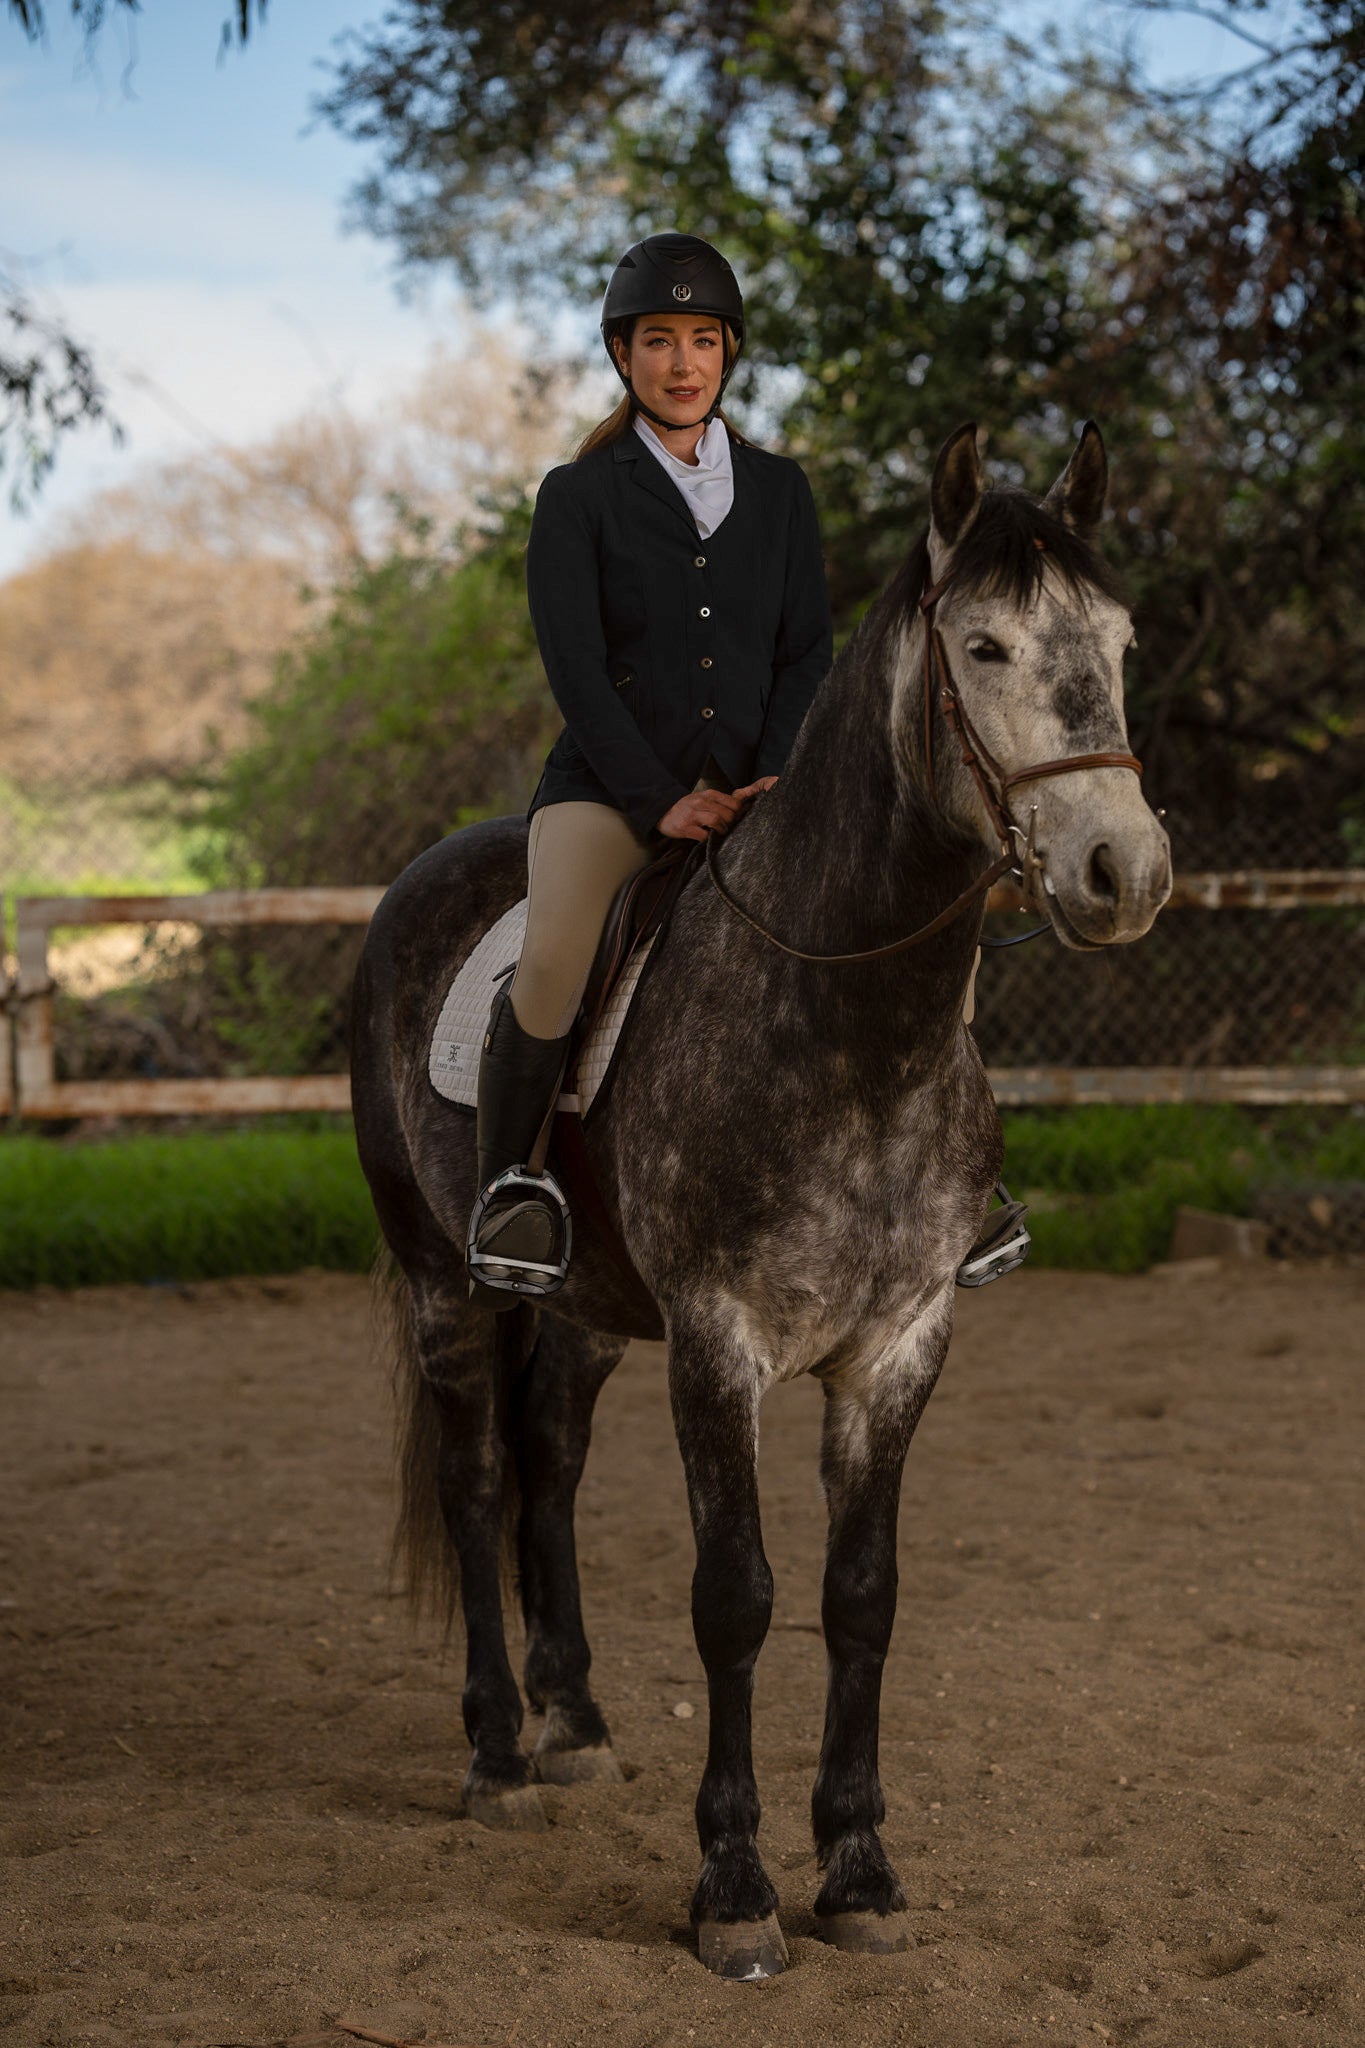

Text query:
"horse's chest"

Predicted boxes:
[[719, 1124, 976, 1383]]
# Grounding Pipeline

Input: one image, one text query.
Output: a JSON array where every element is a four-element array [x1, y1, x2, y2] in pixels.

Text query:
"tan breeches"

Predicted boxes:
[[508, 802, 655, 1040]]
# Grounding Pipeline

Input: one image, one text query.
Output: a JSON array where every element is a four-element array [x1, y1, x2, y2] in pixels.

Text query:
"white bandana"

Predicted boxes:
[[633, 413, 734, 537]]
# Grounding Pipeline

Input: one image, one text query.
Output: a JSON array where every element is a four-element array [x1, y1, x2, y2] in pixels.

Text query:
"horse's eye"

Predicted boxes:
[[967, 638, 1007, 663]]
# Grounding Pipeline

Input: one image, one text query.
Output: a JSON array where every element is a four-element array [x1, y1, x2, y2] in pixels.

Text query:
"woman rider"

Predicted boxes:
[[467, 231, 831, 1300], [468, 231, 1030, 1300]]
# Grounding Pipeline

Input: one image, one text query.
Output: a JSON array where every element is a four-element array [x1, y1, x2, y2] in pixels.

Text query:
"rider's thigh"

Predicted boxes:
[[510, 801, 654, 1038]]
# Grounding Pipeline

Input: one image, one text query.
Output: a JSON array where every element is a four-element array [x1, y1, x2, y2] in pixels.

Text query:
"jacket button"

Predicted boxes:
[[699, 606, 711, 618], [700, 656, 713, 670], [701, 707, 714, 719], [694, 554, 707, 568]]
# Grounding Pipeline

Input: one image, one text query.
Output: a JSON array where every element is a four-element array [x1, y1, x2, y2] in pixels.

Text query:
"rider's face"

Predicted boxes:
[[617, 315, 725, 427]]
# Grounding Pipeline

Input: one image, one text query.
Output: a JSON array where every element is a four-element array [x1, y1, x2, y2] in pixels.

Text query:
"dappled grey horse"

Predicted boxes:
[[350, 420, 1171, 1978]]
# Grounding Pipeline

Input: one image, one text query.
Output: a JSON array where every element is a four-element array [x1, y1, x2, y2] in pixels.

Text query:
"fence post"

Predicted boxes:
[[14, 907, 55, 1112], [0, 965, 14, 1117]]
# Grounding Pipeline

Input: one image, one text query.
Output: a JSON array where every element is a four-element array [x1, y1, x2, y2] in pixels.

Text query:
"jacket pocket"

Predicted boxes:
[[609, 660, 642, 716]]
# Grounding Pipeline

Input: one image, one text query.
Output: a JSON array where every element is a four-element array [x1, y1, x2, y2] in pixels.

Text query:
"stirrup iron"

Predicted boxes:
[[956, 1183, 1031, 1289], [467, 1165, 572, 1298]]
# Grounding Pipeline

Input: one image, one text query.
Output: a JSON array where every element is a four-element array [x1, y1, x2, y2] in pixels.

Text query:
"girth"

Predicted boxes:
[[545, 839, 699, 1337]]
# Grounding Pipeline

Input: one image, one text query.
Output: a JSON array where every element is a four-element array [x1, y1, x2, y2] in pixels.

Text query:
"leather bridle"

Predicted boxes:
[[706, 558, 1143, 965]]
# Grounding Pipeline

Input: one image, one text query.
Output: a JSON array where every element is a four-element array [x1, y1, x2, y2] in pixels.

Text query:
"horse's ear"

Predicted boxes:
[[930, 421, 984, 549], [1045, 420, 1108, 531]]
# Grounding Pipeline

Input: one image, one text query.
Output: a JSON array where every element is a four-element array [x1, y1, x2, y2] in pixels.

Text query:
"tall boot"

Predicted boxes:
[[467, 984, 573, 1308]]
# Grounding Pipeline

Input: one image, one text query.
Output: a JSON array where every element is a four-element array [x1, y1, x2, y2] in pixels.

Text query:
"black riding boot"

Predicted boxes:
[[466, 985, 572, 1309]]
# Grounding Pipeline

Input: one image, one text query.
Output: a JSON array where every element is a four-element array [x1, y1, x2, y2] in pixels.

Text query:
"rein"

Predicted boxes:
[[706, 562, 1143, 966]]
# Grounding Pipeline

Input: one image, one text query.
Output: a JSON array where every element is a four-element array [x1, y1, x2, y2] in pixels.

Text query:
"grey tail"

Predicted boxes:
[[376, 1243, 530, 1632]]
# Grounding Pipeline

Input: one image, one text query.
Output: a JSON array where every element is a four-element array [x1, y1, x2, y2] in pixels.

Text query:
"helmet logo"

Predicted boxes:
[[672, 283, 692, 301]]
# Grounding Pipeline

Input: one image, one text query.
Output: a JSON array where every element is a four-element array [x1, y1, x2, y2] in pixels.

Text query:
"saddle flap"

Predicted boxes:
[[577, 839, 700, 1038]]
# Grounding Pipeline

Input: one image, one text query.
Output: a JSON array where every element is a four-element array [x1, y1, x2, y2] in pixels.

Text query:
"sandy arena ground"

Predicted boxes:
[[2, 1264, 1361, 2048]]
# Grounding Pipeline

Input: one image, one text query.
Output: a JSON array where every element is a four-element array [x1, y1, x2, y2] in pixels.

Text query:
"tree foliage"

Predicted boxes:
[[0, 276, 120, 510], [202, 504, 554, 893], [7, 0, 265, 50], [322, 0, 1364, 851]]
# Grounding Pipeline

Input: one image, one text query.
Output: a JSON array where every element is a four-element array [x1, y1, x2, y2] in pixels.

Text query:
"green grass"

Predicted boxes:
[[0, 1125, 377, 1289], [1002, 1103, 1365, 1271], [0, 1106, 1361, 1289]]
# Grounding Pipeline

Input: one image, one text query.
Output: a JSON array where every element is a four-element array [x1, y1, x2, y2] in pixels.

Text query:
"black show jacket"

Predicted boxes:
[[525, 429, 833, 836]]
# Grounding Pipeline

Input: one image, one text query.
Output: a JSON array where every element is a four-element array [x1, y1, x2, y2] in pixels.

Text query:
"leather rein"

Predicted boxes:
[[705, 560, 1143, 966]]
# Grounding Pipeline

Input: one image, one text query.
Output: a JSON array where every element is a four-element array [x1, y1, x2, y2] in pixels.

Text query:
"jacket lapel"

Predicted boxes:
[[614, 432, 702, 536]]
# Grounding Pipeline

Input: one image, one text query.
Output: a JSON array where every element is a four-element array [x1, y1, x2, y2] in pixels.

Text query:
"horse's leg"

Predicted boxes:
[[811, 1289, 954, 1950], [408, 1276, 547, 1831], [511, 1315, 627, 1785], [669, 1316, 786, 1981]]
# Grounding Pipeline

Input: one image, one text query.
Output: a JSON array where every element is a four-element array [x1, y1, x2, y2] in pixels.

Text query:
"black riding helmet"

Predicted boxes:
[[602, 232, 745, 433]]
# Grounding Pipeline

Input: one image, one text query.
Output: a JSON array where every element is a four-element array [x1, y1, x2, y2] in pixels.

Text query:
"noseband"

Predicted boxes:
[[918, 565, 1141, 865], [706, 560, 1143, 965]]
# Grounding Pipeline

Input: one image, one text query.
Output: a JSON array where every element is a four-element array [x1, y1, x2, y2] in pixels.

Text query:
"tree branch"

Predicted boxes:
[[1104, 0, 1291, 61]]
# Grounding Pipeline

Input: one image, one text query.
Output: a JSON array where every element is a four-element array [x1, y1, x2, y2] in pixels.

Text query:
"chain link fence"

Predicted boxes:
[[973, 800, 1363, 1074]]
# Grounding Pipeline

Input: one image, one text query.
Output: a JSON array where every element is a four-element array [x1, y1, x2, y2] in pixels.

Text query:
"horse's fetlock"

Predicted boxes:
[[461, 1673, 524, 1749], [813, 1827, 905, 1919], [537, 1697, 610, 1755], [463, 1747, 535, 1798], [691, 1836, 779, 1927], [523, 1634, 592, 1713], [812, 1760, 886, 1850]]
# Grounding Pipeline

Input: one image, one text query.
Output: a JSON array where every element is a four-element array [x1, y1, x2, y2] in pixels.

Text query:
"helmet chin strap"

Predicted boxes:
[[623, 382, 719, 434]]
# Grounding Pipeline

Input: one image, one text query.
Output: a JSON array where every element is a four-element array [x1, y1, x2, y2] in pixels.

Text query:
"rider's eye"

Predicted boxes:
[[967, 638, 1007, 663]]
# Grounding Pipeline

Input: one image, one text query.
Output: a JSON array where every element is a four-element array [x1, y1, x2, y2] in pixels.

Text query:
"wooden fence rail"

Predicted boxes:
[[4, 874, 1363, 1118]]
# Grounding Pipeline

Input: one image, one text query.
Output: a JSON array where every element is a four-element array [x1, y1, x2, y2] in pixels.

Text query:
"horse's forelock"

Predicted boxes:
[[947, 488, 1123, 611], [871, 490, 1123, 652]]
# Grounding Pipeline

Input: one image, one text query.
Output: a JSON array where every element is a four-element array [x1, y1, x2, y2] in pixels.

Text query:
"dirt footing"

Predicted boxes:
[[3, 1265, 1361, 2047]]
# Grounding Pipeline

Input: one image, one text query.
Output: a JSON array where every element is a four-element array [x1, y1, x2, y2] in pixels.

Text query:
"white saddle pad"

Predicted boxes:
[[428, 898, 655, 1116]]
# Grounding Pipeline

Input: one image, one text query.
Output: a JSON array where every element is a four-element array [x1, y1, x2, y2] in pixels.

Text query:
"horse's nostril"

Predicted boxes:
[[1089, 842, 1121, 904]]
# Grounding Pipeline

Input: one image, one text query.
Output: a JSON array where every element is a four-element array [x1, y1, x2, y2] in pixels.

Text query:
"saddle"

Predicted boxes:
[[572, 837, 700, 1100]]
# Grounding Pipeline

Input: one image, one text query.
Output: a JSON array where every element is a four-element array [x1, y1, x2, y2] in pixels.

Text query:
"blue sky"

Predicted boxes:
[[1, 0, 1278, 576]]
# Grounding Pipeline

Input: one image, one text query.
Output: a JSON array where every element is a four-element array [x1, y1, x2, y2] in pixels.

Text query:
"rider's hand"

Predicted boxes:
[[657, 789, 745, 842], [656, 778, 778, 844]]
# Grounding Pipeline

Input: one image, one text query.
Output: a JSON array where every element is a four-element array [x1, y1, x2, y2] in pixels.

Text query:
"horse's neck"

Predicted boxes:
[[725, 610, 985, 1054]]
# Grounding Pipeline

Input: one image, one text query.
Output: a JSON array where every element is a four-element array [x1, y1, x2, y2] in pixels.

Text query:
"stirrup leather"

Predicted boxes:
[[467, 1165, 572, 1298], [956, 1184, 1031, 1289]]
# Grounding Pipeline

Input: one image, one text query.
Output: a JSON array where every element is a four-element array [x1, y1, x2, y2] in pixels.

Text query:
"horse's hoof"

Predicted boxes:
[[817, 1908, 912, 1954], [535, 1742, 625, 1786], [465, 1782, 548, 1832], [696, 1915, 788, 1981]]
